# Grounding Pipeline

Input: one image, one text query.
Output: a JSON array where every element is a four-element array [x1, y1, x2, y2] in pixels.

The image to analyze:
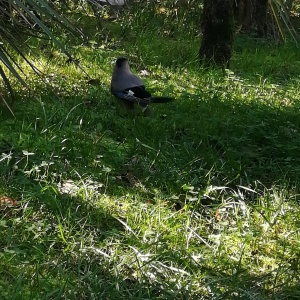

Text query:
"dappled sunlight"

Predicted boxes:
[[1, 1, 300, 298]]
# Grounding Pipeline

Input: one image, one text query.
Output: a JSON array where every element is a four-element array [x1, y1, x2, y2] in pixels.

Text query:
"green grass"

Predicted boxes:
[[1, 7, 300, 299]]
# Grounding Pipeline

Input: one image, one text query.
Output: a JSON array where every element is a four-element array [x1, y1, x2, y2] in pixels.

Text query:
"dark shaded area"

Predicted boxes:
[[3, 67, 300, 196], [199, 0, 234, 68], [234, 0, 269, 37]]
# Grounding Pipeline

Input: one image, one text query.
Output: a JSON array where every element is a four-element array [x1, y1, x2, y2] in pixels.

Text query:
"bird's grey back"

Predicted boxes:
[[111, 67, 144, 93]]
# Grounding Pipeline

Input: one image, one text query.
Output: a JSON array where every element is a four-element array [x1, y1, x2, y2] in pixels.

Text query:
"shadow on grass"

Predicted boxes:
[[103, 88, 300, 197], [1, 94, 300, 299], [3, 72, 300, 193]]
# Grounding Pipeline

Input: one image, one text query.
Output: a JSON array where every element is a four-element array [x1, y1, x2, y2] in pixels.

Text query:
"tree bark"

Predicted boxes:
[[234, 0, 268, 37], [199, 0, 234, 68]]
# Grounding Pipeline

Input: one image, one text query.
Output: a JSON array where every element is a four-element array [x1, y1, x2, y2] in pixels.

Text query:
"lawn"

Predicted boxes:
[[1, 4, 300, 299]]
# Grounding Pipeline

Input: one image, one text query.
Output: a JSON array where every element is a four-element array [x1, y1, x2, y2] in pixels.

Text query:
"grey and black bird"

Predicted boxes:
[[110, 57, 173, 112]]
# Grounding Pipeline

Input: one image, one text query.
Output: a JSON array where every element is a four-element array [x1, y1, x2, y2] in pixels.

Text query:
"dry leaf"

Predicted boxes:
[[0, 195, 17, 208], [0, 195, 18, 216]]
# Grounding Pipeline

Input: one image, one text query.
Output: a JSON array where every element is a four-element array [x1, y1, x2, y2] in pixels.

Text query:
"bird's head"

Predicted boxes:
[[115, 57, 130, 70]]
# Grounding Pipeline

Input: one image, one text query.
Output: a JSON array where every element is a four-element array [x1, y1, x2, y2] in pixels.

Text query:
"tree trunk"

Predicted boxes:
[[234, 0, 268, 37], [199, 0, 234, 68]]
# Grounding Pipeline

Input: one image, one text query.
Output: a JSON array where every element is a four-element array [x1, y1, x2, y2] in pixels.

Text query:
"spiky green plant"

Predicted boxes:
[[0, 0, 83, 114], [269, 0, 300, 43]]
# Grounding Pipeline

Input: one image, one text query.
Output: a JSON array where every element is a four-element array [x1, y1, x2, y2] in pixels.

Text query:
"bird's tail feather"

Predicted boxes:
[[150, 96, 174, 103]]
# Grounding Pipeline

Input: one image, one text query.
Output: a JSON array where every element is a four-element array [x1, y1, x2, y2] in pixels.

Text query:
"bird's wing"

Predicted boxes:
[[111, 86, 151, 105], [112, 86, 174, 105], [114, 90, 151, 106], [126, 86, 151, 98]]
